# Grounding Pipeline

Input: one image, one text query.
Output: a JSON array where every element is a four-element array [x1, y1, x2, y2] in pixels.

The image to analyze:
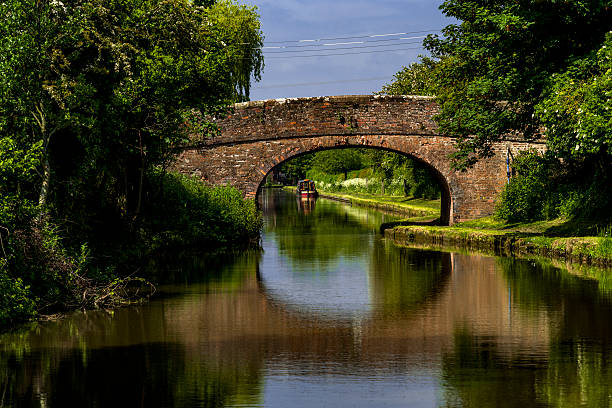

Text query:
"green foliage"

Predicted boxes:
[[379, 58, 438, 96], [412, 0, 611, 169], [283, 148, 441, 199], [496, 150, 612, 222], [0, 0, 264, 226], [279, 153, 314, 182], [0, 259, 37, 326], [535, 34, 612, 160], [207, 0, 264, 101], [495, 151, 550, 222], [311, 149, 363, 179], [141, 171, 262, 251], [0, 0, 265, 326], [0, 137, 41, 228], [365, 150, 441, 199]]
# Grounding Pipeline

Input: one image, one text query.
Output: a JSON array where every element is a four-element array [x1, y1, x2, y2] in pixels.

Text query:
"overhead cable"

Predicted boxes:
[[263, 29, 441, 44], [262, 35, 427, 50], [263, 40, 423, 54], [253, 77, 393, 89], [264, 46, 422, 59]]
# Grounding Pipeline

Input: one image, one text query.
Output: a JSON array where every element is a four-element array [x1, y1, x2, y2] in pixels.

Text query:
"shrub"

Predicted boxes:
[[141, 171, 262, 251], [496, 150, 612, 223], [0, 259, 37, 326], [496, 151, 551, 222]]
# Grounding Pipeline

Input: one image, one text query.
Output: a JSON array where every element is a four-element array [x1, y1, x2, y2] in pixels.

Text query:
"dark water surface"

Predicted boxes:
[[2, 190, 612, 407]]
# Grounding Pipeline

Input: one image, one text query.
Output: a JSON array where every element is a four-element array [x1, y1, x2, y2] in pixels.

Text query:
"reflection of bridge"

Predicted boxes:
[[165, 252, 552, 368], [175, 95, 546, 224]]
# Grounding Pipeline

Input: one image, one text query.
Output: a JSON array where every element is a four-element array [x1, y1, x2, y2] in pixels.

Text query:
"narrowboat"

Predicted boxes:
[[296, 179, 318, 197]]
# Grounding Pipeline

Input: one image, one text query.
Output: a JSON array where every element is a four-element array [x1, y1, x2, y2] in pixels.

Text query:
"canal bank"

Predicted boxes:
[[288, 187, 612, 268], [384, 219, 612, 268]]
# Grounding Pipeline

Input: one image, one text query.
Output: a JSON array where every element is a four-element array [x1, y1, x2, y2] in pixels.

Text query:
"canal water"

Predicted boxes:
[[2, 190, 612, 407]]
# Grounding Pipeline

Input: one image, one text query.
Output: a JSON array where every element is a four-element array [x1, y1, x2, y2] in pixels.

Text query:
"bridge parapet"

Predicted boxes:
[[190, 95, 441, 146]]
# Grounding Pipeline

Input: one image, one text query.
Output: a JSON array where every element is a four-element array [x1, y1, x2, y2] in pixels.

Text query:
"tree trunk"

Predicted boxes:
[[133, 131, 145, 222], [381, 180, 385, 195], [33, 103, 51, 225]]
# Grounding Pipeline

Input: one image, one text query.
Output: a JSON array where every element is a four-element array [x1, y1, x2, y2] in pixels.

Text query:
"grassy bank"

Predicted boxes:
[[386, 217, 612, 267]]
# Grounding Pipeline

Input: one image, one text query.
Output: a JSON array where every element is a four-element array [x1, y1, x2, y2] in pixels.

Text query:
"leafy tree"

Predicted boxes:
[[311, 149, 363, 180], [0, 0, 264, 225], [379, 57, 438, 96], [207, 0, 264, 101], [0, 0, 264, 322], [279, 153, 315, 182], [421, 0, 611, 169], [536, 34, 612, 162]]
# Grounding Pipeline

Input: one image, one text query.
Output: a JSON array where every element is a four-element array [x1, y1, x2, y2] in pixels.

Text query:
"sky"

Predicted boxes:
[[242, 0, 453, 101]]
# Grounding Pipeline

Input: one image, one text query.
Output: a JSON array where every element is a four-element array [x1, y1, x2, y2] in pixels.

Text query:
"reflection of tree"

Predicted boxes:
[[146, 251, 261, 287], [441, 327, 545, 408], [442, 258, 612, 407], [537, 341, 612, 408], [499, 258, 612, 408], [0, 252, 265, 407], [499, 257, 612, 342], [0, 343, 262, 407], [369, 239, 451, 315]]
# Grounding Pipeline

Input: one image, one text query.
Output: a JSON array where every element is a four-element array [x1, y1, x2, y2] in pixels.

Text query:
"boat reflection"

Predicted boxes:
[[297, 195, 317, 214]]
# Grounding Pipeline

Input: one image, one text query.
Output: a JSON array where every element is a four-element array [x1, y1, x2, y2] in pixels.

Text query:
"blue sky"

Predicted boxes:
[[243, 0, 452, 101]]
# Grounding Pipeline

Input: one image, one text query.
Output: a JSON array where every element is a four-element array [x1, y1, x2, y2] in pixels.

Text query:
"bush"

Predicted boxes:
[[141, 171, 262, 251], [496, 150, 612, 223], [0, 259, 36, 326], [495, 151, 549, 222]]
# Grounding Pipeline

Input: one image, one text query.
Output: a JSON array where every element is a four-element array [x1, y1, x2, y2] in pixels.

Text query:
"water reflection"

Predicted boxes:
[[1, 190, 612, 407], [297, 196, 317, 215]]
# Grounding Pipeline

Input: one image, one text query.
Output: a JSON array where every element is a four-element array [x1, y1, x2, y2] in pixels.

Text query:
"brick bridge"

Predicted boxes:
[[175, 95, 545, 225]]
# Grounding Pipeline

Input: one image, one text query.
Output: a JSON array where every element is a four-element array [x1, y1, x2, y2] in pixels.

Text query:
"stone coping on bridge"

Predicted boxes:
[[231, 94, 435, 110]]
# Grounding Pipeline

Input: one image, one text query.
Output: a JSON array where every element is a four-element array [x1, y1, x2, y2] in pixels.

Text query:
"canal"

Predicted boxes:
[[2, 190, 612, 407]]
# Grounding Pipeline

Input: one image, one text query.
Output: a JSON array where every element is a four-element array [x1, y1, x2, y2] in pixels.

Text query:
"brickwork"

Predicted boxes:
[[175, 95, 546, 225]]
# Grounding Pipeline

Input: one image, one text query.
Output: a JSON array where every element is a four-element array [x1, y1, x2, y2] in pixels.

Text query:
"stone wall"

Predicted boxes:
[[175, 95, 546, 225]]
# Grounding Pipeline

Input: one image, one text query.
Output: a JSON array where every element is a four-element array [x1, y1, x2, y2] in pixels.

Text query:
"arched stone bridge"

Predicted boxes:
[[175, 95, 545, 225]]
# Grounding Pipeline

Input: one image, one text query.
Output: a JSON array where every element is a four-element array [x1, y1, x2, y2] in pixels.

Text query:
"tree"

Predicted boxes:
[[379, 57, 437, 96], [0, 0, 265, 322], [420, 0, 611, 169], [535, 34, 612, 162], [311, 149, 363, 180], [279, 153, 315, 183], [0, 0, 264, 230]]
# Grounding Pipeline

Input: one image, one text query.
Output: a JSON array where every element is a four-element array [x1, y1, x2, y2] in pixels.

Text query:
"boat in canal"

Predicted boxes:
[[296, 179, 318, 197]]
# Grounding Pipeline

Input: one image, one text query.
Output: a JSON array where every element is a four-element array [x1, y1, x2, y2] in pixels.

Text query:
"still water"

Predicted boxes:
[[2, 190, 612, 407]]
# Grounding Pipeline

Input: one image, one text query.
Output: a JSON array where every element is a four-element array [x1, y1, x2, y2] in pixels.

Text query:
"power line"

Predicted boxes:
[[264, 46, 422, 59], [263, 29, 441, 44], [264, 40, 423, 54], [262, 35, 427, 50]]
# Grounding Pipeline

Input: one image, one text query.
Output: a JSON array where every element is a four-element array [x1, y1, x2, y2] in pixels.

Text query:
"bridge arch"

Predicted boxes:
[[174, 95, 546, 224], [254, 145, 453, 225]]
